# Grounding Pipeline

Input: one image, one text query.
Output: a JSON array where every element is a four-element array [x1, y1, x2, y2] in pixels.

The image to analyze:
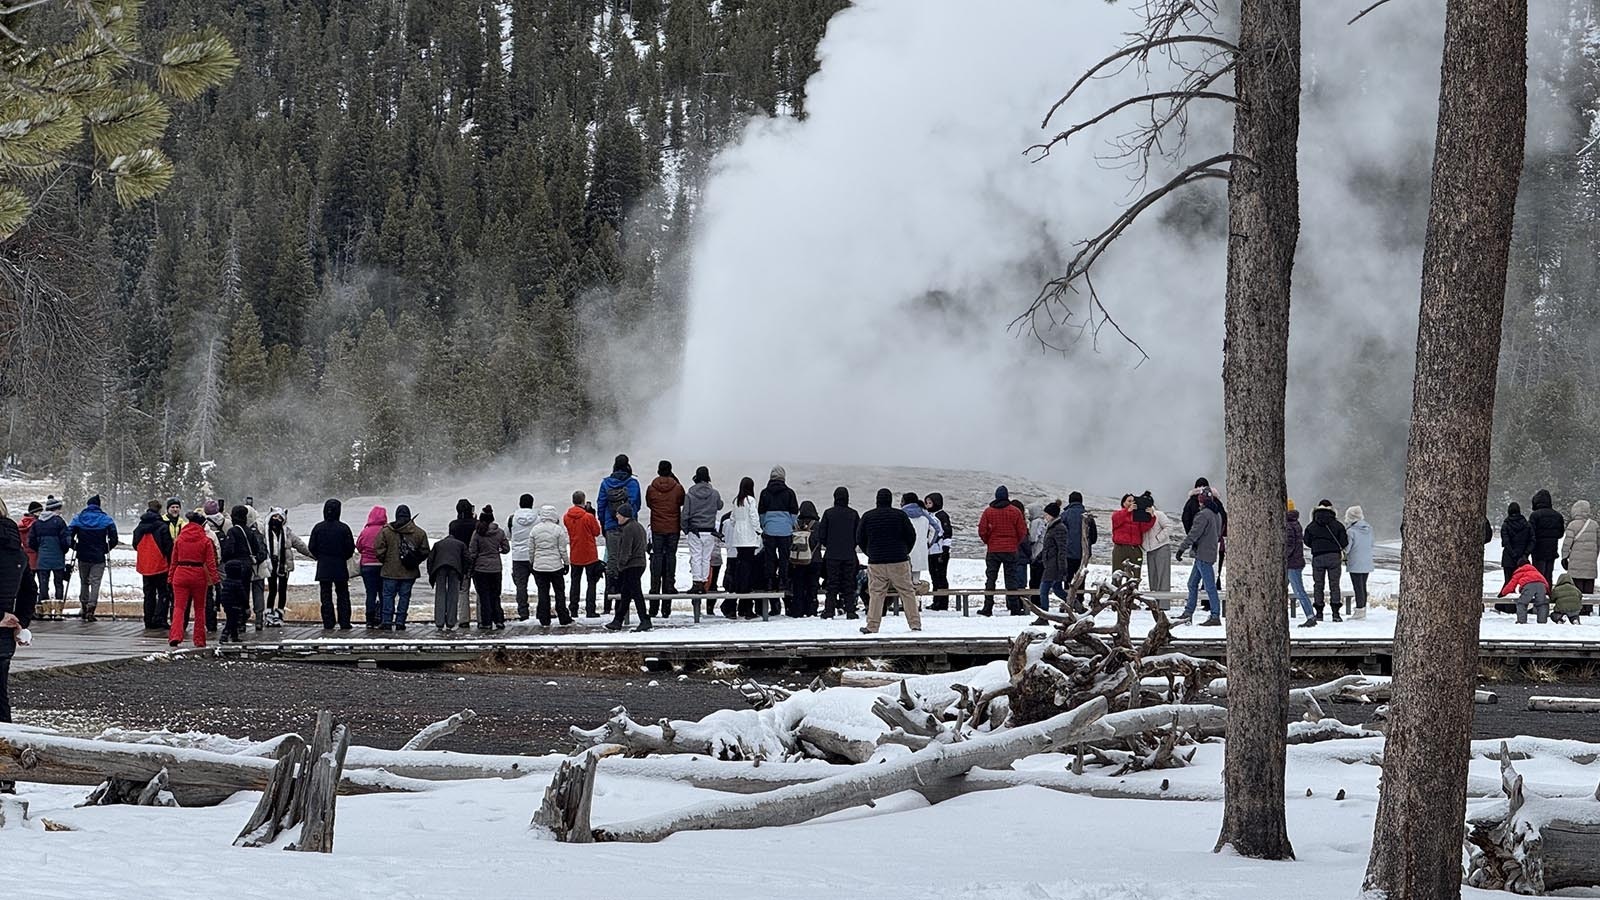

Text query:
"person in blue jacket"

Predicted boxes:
[[67, 494, 119, 622], [758, 465, 799, 616], [596, 455, 642, 610], [27, 496, 71, 617]]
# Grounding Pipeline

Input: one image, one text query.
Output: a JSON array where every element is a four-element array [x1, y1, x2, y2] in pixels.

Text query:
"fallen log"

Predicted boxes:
[[1286, 719, 1383, 745], [401, 709, 477, 751], [589, 697, 1113, 843], [1527, 696, 1600, 713]]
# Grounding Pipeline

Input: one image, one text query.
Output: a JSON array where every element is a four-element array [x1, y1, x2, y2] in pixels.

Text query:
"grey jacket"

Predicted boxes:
[[682, 483, 724, 533], [1177, 506, 1221, 564], [1561, 500, 1600, 580], [614, 518, 648, 570]]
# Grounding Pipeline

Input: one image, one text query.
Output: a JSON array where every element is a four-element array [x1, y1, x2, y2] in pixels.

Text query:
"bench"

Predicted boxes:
[[645, 592, 787, 623], [926, 588, 1200, 616]]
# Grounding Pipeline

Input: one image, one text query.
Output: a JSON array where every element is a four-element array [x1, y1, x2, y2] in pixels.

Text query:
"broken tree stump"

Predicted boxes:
[[291, 720, 351, 853], [531, 748, 616, 842], [80, 766, 177, 808], [1465, 741, 1600, 894], [234, 735, 309, 847], [401, 709, 477, 751]]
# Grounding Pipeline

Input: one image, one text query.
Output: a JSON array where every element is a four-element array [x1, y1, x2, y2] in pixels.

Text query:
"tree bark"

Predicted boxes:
[[1215, 0, 1301, 862], [1363, 2, 1527, 897]]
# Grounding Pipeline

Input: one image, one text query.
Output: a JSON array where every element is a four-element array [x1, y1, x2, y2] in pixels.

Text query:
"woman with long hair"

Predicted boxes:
[[468, 506, 511, 629], [721, 477, 763, 619]]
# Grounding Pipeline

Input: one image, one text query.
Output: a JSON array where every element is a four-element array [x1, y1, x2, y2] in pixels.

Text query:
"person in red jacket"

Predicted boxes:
[[1498, 562, 1550, 624], [168, 512, 220, 648], [564, 492, 604, 618], [977, 485, 1029, 616], [1111, 493, 1156, 583]]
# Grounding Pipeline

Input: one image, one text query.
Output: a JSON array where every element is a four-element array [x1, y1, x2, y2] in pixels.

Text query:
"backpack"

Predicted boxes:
[[397, 527, 427, 569], [605, 481, 631, 521], [246, 525, 269, 565], [789, 528, 813, 566]]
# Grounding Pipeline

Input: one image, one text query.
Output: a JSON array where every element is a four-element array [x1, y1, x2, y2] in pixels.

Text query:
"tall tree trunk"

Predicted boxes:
[[1364, 2, 1527, 897], [1214, 0, 1301, 861]]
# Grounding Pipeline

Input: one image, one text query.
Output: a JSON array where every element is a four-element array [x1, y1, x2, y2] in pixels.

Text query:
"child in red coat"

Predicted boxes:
[[1498, 562, 1550, 624]]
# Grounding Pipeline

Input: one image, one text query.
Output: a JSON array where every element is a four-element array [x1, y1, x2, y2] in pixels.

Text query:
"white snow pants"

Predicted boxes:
[[686, 532, 716, 583]]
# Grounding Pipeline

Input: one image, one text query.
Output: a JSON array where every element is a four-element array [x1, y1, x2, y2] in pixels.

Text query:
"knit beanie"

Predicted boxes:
[[45, 495, 62, 511], [770, 464, 786, 482], [27, 500, 42, 514], [395, 504, 412, 522], [166, 497, 182, 510], [614, 454, 631, 474], [902, 492, 920, 507], [1286, 498, 1296, 512], [88, 494, 102, 507], [204, 499, 220, 516], [1068, 491, 1083, 504], [1045, 501, 1062, 518], [994, 485, 1009, 502], [616, 503, 635, 519]]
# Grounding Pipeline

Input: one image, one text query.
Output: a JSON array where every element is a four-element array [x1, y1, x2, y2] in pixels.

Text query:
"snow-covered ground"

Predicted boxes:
[[9, 735, 1600, 898]]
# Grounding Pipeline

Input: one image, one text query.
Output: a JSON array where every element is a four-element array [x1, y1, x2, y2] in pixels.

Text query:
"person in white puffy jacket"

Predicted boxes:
[[529, 505, 571, 626], [720, 478, 764, 619], [507, 494, 540, 621]]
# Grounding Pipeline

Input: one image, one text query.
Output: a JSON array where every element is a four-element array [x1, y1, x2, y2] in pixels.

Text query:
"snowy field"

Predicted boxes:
[[8, 734, 1600, 899]]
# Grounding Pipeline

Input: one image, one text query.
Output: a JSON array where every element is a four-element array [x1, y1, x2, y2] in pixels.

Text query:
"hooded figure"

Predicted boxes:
[[357, 506, 389, 567], [530, 505, 570, 573], [132, 503, 174, 630], [1550, 572, 1586, 622], [308, 499, 356, 630], [166, 514, 219, 648], [1499, 501, 1534, 580], [0, 497, 36, 689], [758, 466, 799, 537], [1561, 499, 1600, 585], [645, 461, 687, 603], [901, 493, 941, 575], [450, 498, 477, 547], [597, 455, 642, 533], [373, 504, 431, 629], [1529, 490, 1565, 578], [1344, 507, 1375, 574]]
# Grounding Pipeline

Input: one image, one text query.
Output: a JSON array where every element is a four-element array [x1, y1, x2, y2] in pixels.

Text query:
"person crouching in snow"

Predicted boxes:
[[1549, 572, 1585, 624], [1499, 562, 1550, 624]]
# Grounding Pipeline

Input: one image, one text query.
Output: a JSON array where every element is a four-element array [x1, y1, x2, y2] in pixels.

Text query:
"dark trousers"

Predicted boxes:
[[569, 561, 603, 616], [473, 570, 504, 625], [36, 568, 66, 600], [762, 535, 792, 607], [788, 562, 819, 616], [983, 551, 1025, 614], [1350, 572, 1369, 609], [361, 565, 383, 625], [0, 655, 10, 724], [609, 565, 648, 628], [822, 557, 857, 617], [511, 560, 533, 619], [267, 573, 289, 611], [1533, 556, 1555, 587], [206, 583, 220, 632], [220, 580, 248, 639], [1577, 577, 1596, 594], [650, 532, 680, 594], [722, 548, 761, 618], [141, 573, 169, 628], [319, 579, 351, 628], [1029, 560, 1043, 590], [928, 550, 951, 608], [1312, 558, 1343, 614], [535, 569, 570, 625]]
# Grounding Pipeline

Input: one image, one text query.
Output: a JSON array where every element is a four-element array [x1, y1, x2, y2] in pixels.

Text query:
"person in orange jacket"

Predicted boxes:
[[1499, 562, 1550, 624], [167, 511, 220, 648], [132, 500, 175, 631], [563, 492, 604, 618]]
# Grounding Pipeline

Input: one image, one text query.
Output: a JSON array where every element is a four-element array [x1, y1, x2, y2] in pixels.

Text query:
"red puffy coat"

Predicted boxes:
[[564, 506, 602, 567], [168, 521, 220, 586], [1498, 563, 1549, 598], [978, 501, 1028, 554], [1111, 508, 1155, 547]]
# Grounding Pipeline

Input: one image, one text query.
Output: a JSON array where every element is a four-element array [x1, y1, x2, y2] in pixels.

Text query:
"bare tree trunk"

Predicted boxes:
[[1215, 0, 1300, 862], [1363, 1, 1527, 897]]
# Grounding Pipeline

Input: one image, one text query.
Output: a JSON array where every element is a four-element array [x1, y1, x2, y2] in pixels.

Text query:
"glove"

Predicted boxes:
[[1174, 549, 1184, 562], [561, 565, 570, 576]]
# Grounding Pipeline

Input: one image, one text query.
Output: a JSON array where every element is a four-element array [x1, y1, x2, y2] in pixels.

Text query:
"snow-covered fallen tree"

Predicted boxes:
[[1465, 741, 1600, 894]]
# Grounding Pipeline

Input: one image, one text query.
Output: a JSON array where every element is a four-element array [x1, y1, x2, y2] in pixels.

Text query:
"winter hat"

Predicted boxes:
[[616, 503, 635, 519], [833, 486, 849, 505], [875, 488, 893, 507], [27, 500, 42, 514], [539, 504, 558, 521], [204, 499, 221, 516], [658, 460, 674, 477], [770, 464, 787, 482], [614, 454, 631, 474], [87, 494, 102, 507], [1508, 501, 1522, 516], [45, 495, 62, 511], [694, 466, 710, 484], [519, 493, 534, 509], [479, 506, 495, 523], [1345, 506, 1364, 523], [395, 504, 413, 523], [1286, 498, 1296, 512], [902, 492, 921, 507], [186, 510, 205, 524], [994, 485, 1009, 502], [1317, 499, 1334, 511], [456, 498, 474, 519], [1044, 500, 1062, 518], [1068, 491, 1083, 504], [166, 497, 181, 510], [270, 506, 287, 520], [146, 499, 161, 512]]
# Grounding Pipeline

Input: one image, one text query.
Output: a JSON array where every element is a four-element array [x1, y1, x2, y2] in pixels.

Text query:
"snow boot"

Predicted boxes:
[[1351, 606, 1366, 620], [1299, 616, 1317, 628], [1331, 608, 1343, 623]]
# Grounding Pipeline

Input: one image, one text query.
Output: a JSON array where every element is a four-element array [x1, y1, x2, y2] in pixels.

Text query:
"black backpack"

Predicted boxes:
[[397, 527, 427, 569], [606, 481, 631, 520]]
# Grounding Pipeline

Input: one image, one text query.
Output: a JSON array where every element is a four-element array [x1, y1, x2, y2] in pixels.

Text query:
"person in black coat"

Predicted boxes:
[[925, 492, 954, 608], [1182, 477, 1228, 595], [1304, 500, 1350, 620], [855, 488, 919, 634], [218, 506, 255, 643], [308, 498, 356, 630], [1036, 502, 1073, 621], [1498, 501, 1534, 588], [812, 487, 861, 619], [1, 499, 39, 731], [1528, 489, 1565, 584]]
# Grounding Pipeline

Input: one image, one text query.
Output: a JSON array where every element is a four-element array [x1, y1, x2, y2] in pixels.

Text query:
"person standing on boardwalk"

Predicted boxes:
[[1560, 499, 1599, 593], [597, 455, 642, 609], [67, 494, 118, 622], [977, 486, 1028, 616], [449, 499, 477, 627], [530, 505, 572, 627], [813, 487, 861, 619], [1140, 492, 1173, 592], [373, 504, 429, 631], [645, 460, 686, 603], [467, 506, 510, 630], [132, 500, 173, 630], [1174, 489, 1223, 626], [604, 504, 651, 633], [1498, 501, 1533, 589], [27, 496, 69, 617], [1528, 489, 1564, 586], [681, 467, 724, 596], [166, 511, 217, 648], [308, 499, 356, 631], [427, 529, 468, 630], [1344, 506, 1375, 619], [356, 505, 388, 628], [1036, 501, 1073, 623], [1285, 500, 1315, 628], [722, 477, 764, 619], [926, 492, 954, 608], [758, 465, 799, 613], [507, 494, 539, 621], [564, 492, 604, 618], [856, 488, 920, 635], [1304, 499, 1349, 621]]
